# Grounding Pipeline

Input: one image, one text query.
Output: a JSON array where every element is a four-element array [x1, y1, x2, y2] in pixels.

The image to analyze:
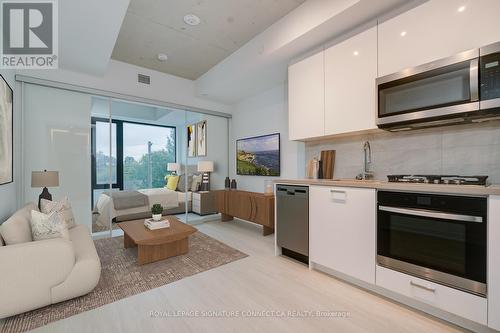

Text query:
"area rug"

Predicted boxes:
[[1, 232, 248, 333]]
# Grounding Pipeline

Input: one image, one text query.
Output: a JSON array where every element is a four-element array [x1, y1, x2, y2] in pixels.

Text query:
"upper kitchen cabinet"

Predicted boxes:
[[324, 27, 377, 135], [378, 0, 500, 77], [288, 51, 325, 141]]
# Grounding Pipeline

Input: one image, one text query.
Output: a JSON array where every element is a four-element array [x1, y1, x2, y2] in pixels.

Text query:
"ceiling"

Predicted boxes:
[[111, 0, 306, 80]]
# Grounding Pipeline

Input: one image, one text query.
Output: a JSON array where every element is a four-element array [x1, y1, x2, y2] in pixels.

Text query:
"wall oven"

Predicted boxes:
[[377, 191, 487, 297], [377, 41, 500, 130]]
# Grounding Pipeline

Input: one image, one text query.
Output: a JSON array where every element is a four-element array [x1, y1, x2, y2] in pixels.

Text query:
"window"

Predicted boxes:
[[91, 118, 176, 204]]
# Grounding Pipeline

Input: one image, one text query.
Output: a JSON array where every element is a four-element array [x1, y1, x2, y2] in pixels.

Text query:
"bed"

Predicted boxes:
[[95, 188, 193, 226]]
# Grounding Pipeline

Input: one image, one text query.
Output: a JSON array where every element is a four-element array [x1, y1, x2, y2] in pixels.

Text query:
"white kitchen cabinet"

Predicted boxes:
[[288, 51, 325, 141], [324, 27, 377, 135], [378, 0, 500, 77], [488, 196, 500, 330], [309, 186, 376, 284], [376, 266, 487, 325]]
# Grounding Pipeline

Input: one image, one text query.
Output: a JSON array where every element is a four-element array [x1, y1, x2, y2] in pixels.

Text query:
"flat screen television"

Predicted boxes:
[[236, 133, 280, 176]]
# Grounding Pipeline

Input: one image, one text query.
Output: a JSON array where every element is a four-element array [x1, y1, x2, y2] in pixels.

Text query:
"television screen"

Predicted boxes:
[[237, 133, 280, 176]]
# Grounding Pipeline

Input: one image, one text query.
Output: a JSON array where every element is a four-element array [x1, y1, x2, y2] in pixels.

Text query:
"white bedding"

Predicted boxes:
[[95, 188, 190, 226]]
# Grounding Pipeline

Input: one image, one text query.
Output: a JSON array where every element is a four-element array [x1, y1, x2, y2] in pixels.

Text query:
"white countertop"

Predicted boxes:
[[274, 179, 500, 196]]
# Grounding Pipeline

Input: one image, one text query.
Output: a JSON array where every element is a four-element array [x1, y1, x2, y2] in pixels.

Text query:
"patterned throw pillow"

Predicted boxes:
[[30, 210, 70, 241], [40, 197, 76, 229], [191, 174, 202, 192]]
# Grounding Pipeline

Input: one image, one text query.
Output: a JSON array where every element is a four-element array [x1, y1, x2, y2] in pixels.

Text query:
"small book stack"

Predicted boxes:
[[144, 218, 170, 230]]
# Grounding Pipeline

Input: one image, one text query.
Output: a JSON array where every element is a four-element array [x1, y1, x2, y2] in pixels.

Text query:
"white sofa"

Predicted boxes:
[[0, 203, 101, 318]]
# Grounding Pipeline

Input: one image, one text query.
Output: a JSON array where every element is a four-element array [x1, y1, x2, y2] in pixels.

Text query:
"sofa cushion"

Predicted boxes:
[[30, 210, 70, 241], [191, 174, 202, 192], [0, 235, 4, 246], [40, 198, 76, 229], [0, 203, 37, 245]]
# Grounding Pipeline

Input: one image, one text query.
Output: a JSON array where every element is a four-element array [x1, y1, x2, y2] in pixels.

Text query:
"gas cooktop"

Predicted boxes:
[[387, 175, 489, 186]]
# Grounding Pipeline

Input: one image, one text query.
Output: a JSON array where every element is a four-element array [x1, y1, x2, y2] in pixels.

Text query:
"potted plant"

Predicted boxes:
[[151, 204, 163, 221]]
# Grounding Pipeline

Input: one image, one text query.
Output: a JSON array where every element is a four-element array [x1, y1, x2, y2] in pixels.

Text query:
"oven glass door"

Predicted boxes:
[[377, 207, 486, 285], [378, 59, 479, 123]]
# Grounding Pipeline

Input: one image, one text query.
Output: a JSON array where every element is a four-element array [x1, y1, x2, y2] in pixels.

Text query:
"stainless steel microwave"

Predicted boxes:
[[376, 41, 500, 131]]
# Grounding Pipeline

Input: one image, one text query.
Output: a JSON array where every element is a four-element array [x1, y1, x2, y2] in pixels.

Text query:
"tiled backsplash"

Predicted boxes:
[[305, 122, 500, 184]]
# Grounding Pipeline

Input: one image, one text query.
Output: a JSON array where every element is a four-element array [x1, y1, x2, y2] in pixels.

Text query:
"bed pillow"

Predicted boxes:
[[191, 174, 202, 192], [30, 210, 70, 241], [165, 175, 180, 191], [40, 197, 76, 229], [0, 202, 37, 245], [176, 174, 193, 192]]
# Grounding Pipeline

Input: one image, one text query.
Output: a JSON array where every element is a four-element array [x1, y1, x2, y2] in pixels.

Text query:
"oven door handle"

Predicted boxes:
[[378, 205, 483, 223]]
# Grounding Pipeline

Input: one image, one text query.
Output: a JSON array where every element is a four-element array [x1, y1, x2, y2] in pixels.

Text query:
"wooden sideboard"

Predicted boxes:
[[214, 190, 275, 236]]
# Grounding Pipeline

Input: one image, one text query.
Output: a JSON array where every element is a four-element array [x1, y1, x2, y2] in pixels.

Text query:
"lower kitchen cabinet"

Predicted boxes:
[[309, 186, 376, 284], [376, 265, 487, 325]]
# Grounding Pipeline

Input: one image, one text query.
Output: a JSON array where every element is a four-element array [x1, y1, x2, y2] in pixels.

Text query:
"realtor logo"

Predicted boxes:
[[1, 0, 58, 69]]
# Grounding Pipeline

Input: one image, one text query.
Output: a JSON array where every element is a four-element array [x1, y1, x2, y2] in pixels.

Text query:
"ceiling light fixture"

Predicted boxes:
[[400, 31, 407, 37], [353, 51, 359, 56], [157, 53, 168, 62], [458, 5, 466, 12], [183, 14, 201, 26]]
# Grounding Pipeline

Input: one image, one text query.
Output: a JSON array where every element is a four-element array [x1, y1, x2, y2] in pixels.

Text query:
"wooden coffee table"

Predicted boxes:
[[118, 216, 197, 265]]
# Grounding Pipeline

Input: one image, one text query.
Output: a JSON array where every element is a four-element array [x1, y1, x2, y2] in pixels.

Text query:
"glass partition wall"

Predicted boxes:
[[22, 82, 229, 238]]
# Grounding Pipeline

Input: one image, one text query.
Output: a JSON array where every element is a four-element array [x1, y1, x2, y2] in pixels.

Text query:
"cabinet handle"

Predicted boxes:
[[330, 189, 347, 201], [410, 280, 436, 292]]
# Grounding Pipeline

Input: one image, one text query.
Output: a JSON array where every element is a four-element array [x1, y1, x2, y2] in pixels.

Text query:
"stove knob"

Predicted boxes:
[[454, 179, 461, 185], [443, 179, 449, 184], [434, 179, 440, 184]]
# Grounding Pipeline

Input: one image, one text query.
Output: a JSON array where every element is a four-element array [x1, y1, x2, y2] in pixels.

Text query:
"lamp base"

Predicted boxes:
[[201, 172, 210, 191], [38, 187, 52, 209]]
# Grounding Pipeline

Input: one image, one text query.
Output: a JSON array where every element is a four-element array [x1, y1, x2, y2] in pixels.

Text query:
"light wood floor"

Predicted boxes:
[[27, 219, 466, 333]]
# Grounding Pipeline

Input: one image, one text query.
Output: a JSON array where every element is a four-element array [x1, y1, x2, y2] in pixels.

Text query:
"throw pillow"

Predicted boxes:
[[176, 174, 193, 192], [0, 202, 38, 245], [30, 210, 70, 241], [40, 197, 76, 228], [165, 175, 180, 191], [191, 174, 202, 192]]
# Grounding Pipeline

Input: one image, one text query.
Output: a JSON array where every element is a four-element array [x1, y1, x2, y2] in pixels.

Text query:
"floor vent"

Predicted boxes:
[[138, 74, 151, 85]]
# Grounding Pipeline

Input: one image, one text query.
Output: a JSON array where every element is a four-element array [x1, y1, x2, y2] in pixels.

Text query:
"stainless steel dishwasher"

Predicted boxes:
[[276, 185, 309, 264]]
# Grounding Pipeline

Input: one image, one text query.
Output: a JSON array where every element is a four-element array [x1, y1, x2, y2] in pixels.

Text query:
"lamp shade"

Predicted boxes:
[[31, 171, 59, 188], [167, 163, 180, 172], [197, 161, 214, 173]]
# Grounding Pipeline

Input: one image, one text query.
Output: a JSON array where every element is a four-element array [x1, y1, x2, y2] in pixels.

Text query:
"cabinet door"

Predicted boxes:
[[378, 0, 500, 77], [310, 186, 376, 284], [288, 51, 325, 141], [325, 27, 377, 135], [215, 190, 226, 213], [488, 196, 500, 330]]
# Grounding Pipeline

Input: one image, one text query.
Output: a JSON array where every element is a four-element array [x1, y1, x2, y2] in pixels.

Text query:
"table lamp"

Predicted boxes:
[[167, 163, 180, 175], [197, 161, 214, 191], [31, 170, 59, 208]]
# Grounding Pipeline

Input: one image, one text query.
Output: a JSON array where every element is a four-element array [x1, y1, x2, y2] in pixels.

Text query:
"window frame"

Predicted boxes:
[[91, 117, 177, 203]]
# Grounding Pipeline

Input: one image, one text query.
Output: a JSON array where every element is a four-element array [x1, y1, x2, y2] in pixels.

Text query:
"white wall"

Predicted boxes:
[[230, 84, 304, 192], [23, 84, 92, 229], [0, 70, 18, 222], [19, 60, 233, 115]]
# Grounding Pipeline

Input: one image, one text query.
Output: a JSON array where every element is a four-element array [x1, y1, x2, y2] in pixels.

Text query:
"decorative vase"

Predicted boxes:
[[225, 176, 230, 189], [152, 214, 162, 221], [230, 179, 237, 189]]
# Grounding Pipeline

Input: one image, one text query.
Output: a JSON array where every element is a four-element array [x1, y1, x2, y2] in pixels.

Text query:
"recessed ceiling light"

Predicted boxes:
[[458, 5, 466, 12], [157, 53, 168, 62], [184, 14, 201, 26], [400, 31, 407, 37], [353, 51, 359, 56]]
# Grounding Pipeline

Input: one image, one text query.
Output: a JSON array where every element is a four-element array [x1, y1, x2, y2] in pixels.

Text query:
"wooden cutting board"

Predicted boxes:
[[320, 150, 336, 179]]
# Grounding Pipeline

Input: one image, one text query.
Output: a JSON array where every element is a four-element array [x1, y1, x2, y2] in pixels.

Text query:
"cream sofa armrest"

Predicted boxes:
[[0, 238, 75, 318]]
